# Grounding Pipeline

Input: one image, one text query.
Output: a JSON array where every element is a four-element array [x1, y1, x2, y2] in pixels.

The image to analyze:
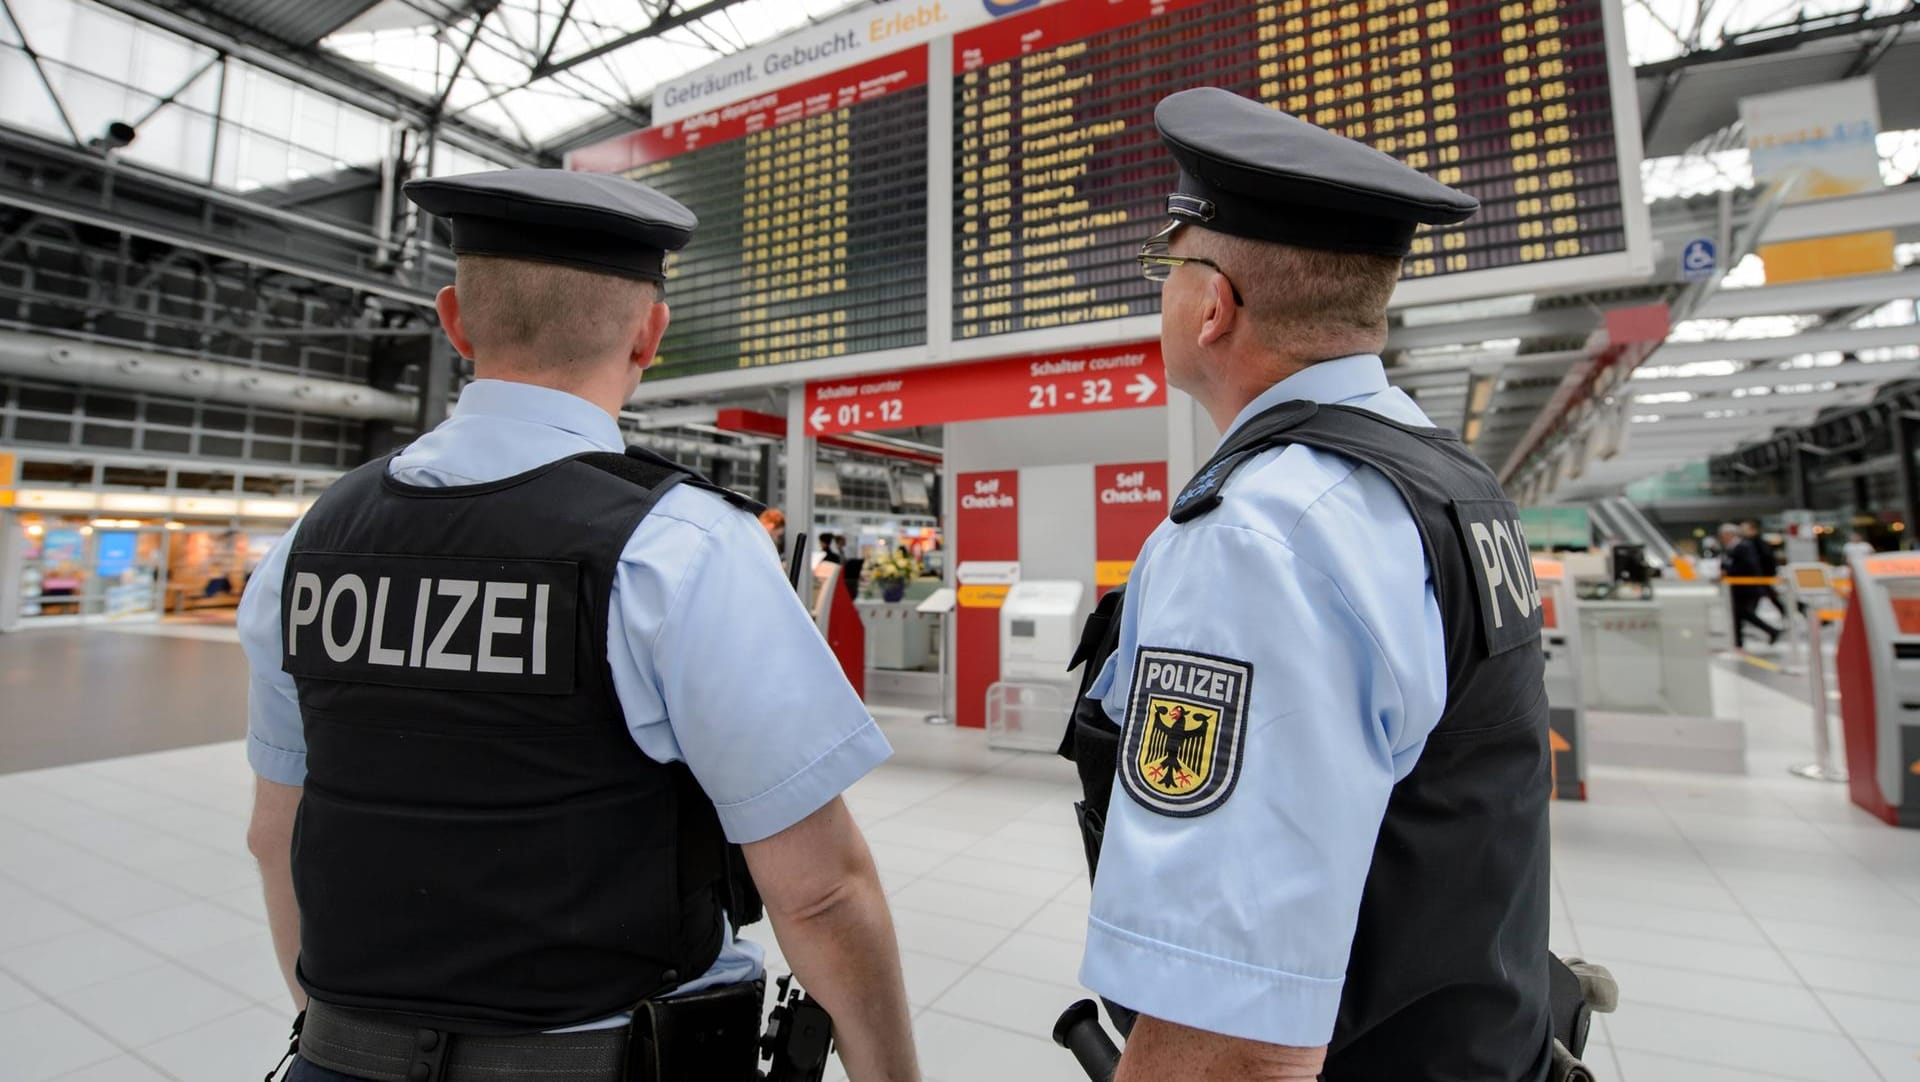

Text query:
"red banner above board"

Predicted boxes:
[[803, 343, 1165, 435], [566, 46, 929, 170]]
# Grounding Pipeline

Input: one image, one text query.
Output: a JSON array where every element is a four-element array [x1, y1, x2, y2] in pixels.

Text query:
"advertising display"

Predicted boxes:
[[1740, 77, 1895, 284]]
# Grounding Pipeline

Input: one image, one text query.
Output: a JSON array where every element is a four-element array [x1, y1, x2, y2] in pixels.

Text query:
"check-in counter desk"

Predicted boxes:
[[1836, 554, 1920, 827], [859, 600, 939, 671], [1576, 586, 1716, 718], [1573, 584, 1744, 774]]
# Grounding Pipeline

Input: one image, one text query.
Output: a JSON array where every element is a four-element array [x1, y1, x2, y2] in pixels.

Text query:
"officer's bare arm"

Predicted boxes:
[[1116, 1015, 1324, 1082], [247, 777, 306, 1011], [743, 796, 919, 1082]]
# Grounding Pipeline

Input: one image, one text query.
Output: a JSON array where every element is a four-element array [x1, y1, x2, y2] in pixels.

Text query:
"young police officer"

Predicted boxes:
[[238, 169, 920, 1082], [1064, 89, 1554, 1080]]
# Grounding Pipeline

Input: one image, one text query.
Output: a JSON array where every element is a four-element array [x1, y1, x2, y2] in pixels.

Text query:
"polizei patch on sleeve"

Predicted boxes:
[[1120, 647, 1252, 817], [1451, 499, 1543, 656], [281, 552, 579, 694]]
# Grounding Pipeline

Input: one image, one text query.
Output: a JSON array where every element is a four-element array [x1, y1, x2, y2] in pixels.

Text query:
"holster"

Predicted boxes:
[[627, 979, 765, 1082]]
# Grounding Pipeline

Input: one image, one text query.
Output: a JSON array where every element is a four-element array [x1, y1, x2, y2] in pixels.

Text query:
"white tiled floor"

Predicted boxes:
[[1, 660, 1917, 1081]]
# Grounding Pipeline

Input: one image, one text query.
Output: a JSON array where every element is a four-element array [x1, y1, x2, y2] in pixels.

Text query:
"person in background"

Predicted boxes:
[[758, 507, 787, 556], [1743, 520, 1786, 622], [1843, 529, 1876, 563], [820, 533, 844, 564], [1721, 522, 1780, 651]]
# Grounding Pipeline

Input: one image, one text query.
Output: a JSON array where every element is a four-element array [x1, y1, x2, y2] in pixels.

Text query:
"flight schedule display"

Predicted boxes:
[[568, 48, 929, 377], [953, 0, 1631, 340]]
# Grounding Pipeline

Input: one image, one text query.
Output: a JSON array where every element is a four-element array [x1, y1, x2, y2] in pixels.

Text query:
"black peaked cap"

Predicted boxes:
[[404, 168, 697, 282], [1154, 87, 1478, 257]]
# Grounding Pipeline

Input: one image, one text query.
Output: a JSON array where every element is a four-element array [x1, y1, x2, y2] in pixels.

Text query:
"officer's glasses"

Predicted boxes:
[[1137, 223, 1244, 305]]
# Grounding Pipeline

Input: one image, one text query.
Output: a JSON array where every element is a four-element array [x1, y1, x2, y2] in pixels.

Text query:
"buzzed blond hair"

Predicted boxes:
[[1185, 230, 1402, 355], [454, 255, 658, 368]]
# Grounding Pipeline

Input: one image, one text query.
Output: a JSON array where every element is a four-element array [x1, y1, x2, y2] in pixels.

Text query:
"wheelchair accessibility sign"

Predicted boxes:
[[1681, 238, 1717, 281]]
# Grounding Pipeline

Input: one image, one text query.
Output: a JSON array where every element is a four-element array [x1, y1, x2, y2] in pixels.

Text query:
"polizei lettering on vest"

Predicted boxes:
[[1451, 498, 1544, 656], [1466, 517, 1540, 629], [282, 553, 579, 693], [288, 573, 551, 675]]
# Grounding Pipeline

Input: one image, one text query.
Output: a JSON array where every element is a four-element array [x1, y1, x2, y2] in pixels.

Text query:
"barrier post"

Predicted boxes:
[[1789, 607, 1848, 783]]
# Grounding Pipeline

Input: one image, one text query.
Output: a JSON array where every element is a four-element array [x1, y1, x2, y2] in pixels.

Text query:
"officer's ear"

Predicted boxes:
[[435, 286, 477, 360], [1195, 272, 1238, 349], [628, 293, 671, 373]]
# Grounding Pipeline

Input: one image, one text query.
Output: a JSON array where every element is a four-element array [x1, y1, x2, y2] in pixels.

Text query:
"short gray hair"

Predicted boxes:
[[1184, 230, 1403, 353], [454, 255, 658, 367]]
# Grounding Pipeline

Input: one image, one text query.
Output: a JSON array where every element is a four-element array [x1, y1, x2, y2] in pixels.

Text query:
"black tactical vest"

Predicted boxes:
[[281, 445, 762, 1033], [1064, 401, 1553, 1082]]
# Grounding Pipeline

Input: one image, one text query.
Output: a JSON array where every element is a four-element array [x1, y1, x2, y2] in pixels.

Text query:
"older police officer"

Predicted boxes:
[[1063, 89, 1554, 1081], [239, 169, 919, 1082]]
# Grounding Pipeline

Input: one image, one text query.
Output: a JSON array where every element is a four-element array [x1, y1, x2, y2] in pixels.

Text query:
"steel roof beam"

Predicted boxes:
[[1630, 357, 1920, 394], [1626, 388, 1871, 417], [1634, 4, 1920, 77], [1650, 324, 1920, 366], [1764, 184, 1920, 244], [1387, 309, 1602, 353], [88, 0, 541, 164], [1693, 271, 1920, 320], [534, 0, 760, 80]]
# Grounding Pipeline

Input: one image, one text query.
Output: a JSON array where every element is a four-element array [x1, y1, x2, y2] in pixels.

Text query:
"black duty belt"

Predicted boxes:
[[299, 999, 628, 1082]]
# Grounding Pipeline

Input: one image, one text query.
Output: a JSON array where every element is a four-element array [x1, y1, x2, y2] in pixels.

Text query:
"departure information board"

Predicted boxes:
[[953, 0, 1629, 340], [568, 49, 929, 377]]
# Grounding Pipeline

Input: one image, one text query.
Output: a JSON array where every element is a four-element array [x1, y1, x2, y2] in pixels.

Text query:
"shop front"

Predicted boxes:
[[1, 485, 299, 631]]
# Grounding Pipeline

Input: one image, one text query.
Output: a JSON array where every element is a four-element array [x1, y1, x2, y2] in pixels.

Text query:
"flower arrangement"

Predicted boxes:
[[869, 550, 922, 585]]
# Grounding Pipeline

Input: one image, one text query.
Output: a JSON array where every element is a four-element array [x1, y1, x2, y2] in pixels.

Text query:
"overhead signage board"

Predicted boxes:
[[572, 48, 931, 380], [803, 343, 1164, 435], [580, 0, 1649, 395]]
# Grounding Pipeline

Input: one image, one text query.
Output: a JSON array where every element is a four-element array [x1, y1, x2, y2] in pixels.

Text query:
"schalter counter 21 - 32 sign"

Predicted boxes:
[[803, 343, 1165, 435]]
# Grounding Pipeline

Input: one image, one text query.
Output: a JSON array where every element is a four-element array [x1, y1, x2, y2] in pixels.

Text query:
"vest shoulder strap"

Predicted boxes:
[[575, 445, 768, 516], [1171, 400, 1467, 525]]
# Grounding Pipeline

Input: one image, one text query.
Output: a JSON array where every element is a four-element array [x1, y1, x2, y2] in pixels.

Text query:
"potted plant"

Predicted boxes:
[[870, 549, 921, 603]]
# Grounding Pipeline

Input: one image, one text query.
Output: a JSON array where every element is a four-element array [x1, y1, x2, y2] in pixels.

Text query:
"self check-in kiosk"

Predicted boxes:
[[1835, 554, 1920, 827], [811, 561, 866, 699], [1534, 557, 1586, 801], [986, 580, 1088, 752]]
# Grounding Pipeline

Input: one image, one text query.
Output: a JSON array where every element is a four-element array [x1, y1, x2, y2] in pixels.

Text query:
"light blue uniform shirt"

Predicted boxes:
[[238, 379, 892, 1014], [1080, 354, 1448, 1047]]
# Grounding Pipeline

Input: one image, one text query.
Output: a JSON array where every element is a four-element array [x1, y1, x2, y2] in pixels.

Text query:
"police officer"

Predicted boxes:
[[1063, 89, 1554, 1080], [239, 169, 920, 1082]]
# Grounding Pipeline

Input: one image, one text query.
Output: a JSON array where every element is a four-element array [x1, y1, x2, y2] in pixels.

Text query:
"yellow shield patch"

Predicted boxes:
[[1121, 648, 1251, 817], [1136, 696, 1218, 797]]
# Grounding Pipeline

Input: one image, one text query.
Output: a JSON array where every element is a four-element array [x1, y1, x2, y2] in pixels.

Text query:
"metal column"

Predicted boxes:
[[1896, 412, 1920, 547], [419, 335, 457, 431], [784, 388, 815, 595], [0, 511, 22, 633], [758, 443, 780, 508], [1790, 445, 1821, 510]]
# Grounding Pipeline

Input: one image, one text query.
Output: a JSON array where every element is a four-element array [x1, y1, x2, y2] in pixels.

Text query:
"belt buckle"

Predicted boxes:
[[407, 1025, 449, 1082]]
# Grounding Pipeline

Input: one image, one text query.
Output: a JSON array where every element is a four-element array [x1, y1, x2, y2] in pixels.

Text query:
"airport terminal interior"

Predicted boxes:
[[3, 0, 1920, 1078]]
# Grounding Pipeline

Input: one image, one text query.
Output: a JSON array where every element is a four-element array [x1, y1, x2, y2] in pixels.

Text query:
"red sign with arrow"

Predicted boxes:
[[803, 343, 1165, 435]]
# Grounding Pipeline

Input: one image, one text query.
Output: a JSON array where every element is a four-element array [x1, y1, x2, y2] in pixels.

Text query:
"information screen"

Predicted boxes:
[[952, 0, 1627, 340], [569, 49, 930, 377]]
